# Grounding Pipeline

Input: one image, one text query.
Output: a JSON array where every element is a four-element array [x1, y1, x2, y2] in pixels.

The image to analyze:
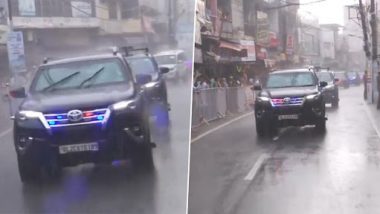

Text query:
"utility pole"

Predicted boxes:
[[7, 0, 13, 30], [370, 0, 378, 105]]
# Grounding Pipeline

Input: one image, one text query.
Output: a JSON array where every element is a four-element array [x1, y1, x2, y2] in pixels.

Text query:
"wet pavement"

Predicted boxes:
[[0, 79, 191, 214], [189, 85, 380, 214]]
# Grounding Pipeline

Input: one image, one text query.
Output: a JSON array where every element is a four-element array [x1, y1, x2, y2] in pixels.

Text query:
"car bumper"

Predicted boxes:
[[255, 102, 325, 127], [14, 112, 147, 167]]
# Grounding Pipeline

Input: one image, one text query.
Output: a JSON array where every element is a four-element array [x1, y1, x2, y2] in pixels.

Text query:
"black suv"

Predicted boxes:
[[9, 52, 155, 183], [122, 47, 170, 126], [315, 70, 339, 107], [253, 69, 328, 137]]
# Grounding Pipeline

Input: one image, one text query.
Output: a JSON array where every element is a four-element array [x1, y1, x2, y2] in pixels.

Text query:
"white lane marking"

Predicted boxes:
[[244, 153, 269, 181], [191, 112, 254, 143], [364, 103, 380, 138], [0, 128, 12, 139]]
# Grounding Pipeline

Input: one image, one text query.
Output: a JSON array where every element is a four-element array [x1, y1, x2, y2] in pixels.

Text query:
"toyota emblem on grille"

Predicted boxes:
[[283, 97, 291, 103], [67, 110, 83, 122]]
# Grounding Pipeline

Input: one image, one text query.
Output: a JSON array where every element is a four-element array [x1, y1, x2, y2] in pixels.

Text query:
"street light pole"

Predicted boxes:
[[7, 0, 13, 31]]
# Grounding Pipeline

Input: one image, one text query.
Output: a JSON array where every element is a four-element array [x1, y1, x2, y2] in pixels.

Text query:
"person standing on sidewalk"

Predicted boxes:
[[377, 72, 380, 109], [364, 70, 368, 100]]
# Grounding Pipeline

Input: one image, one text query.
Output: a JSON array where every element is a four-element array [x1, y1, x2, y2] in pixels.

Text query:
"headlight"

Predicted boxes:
[[257, 96, 270, 102], [19, 110, 42, 119], [306, 93, 321, 100], [111, 100, 136, 111]]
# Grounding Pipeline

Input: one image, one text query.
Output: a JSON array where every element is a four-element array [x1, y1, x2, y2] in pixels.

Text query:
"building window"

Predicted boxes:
[[121, 0, 139, 19], [108, 1, 117, 19]]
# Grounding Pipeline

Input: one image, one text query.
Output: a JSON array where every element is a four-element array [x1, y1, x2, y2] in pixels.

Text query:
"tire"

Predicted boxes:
[[132, 112, 154, 170], [17, 155, 40, 184], [256, 121, 266, 137], [315, 118, 326, 132], [332, 99, 339, 108]]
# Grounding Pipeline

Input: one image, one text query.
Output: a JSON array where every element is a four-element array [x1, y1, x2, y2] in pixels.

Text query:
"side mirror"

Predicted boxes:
[[136, 74, 152, 85], [9, 87, 26, 98], [319, 81, 328, 87], [253, 83, 262, 91], [160, 67, 170, 74]]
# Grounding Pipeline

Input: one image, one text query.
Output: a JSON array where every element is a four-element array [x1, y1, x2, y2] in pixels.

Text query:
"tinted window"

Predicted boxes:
[[126, 57, 159, 80], [32, 59, 128, 92], [265, 72, 316, 88]]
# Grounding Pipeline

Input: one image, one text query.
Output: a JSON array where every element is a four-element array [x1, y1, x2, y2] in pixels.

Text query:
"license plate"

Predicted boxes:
[[59, 143, 99, 154], [278, 114, 299, 120]]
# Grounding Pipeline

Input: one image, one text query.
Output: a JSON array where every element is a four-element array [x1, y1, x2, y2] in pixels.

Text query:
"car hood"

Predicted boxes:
[[21, 84, 135, 113], [261, 86, 319, 98]]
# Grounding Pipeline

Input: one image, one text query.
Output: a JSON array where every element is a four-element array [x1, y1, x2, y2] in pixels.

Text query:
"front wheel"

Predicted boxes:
[[332, 99, 339, 108], [132, 112, 154, 170], [315, 118, 326, 132], [17, 156, 40, 184], [256, 121, 265, 137]]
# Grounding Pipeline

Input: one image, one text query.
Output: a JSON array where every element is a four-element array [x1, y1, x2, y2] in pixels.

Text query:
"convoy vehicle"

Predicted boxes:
[[333, 71, 350, 88], [253, 69, 328, 137], [316, 70, 340, 107], [9, 50, 155, 183], [154, 50, 189, 82], [123, 47, 170, 125]]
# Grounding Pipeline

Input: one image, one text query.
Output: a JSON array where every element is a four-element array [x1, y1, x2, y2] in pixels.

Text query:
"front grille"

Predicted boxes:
[[51, 124, 105, 145], [271, 97, 304, 107], [44, 108, 108, 128]]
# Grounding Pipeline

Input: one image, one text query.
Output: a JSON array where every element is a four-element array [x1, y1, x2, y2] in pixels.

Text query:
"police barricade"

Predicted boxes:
[[192, 86, 254, 128]]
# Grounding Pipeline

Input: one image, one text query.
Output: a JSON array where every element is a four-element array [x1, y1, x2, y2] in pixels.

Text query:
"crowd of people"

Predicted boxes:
[[193, 73, 255, 91]]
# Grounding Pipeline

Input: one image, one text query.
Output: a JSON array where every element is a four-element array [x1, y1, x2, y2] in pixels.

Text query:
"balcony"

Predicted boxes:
[[100, 19, 143, 34]]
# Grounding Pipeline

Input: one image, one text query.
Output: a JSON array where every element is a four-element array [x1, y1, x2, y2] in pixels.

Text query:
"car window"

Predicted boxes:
[[126, 57, 159, 80], [265, 72, 316, 88], [32, 58, 128, 92]]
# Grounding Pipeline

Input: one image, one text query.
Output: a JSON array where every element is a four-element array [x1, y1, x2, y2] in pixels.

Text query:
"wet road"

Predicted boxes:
[[0, 79, 191, 214], [189, 86, 380, 214]]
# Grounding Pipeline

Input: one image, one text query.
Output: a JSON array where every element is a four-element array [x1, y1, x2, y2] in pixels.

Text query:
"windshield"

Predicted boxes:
[[155, 55, 177, 65], [31, 59, 128, 92], [265, 72, 316, 88], [316, 72, 333, 82]]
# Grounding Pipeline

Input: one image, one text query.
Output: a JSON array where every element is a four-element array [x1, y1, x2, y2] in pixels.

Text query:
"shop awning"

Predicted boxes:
[[219, 41, 243, 52]]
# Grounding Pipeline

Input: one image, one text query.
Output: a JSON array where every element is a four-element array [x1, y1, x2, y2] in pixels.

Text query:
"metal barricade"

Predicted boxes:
[[192, 86, 255, 128]]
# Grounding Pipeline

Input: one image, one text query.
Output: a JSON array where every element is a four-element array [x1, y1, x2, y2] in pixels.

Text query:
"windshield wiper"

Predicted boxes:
[[78, 66, 105, 88], [42, 71, 80, 92]]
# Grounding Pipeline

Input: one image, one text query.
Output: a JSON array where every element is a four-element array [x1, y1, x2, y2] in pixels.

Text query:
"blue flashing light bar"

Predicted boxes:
[[97, 115, 104, 120], [48, 121, 56, 125]]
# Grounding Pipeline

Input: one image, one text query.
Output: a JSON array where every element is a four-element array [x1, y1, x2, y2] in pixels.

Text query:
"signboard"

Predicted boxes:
[[13, 17, 99, 29], [18, 0, 36, 16], [71, 1, 92, 18], [7, 31, 26, 73], [286, 35, 294, 54], [240, 40, 256, 61]]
